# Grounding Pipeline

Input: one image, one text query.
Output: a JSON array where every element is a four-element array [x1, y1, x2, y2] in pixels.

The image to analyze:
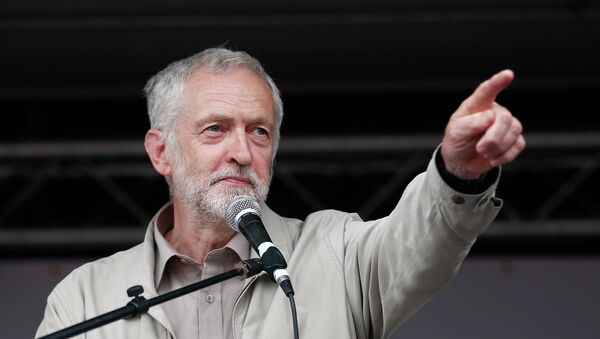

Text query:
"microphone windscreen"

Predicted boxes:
[[225, 195, 262, 232]]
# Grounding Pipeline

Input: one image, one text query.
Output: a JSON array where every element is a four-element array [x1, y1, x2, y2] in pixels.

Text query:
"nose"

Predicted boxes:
[[227, 130, 252, 166]]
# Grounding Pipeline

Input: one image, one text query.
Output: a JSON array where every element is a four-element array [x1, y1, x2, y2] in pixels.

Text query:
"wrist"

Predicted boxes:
[[443, 162, 482, 180], [435, 148, 499, 194]]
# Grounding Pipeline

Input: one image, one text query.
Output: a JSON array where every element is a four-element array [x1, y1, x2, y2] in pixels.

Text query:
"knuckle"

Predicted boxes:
[[511, 121, 523, 135], [445, 127, 461, 141], [498, 151, 515, 164], [499, 111, 512, 123], [517, 136, 527, 150], [481, 139, 500, 154], [485, 137, 500, 149], [492, 102, 506, 110], [459, 99, 470, 110]]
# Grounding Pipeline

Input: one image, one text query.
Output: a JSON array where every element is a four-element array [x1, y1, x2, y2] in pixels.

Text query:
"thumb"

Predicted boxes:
[[457, 70, 514, 116], [450, 110, 495, 137]]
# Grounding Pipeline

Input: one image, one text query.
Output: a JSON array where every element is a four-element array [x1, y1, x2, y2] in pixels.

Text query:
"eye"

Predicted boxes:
[[206, 125, 222, 133], [254, 127, 268, 136], [200, 124, 225, 140]]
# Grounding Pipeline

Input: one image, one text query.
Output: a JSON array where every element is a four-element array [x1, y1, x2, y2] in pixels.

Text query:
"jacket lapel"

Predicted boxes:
[[259, 203, 293, 261]]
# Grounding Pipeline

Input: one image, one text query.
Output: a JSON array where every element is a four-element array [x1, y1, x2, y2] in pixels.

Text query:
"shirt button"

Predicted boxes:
[[451, 195, 465, 204], [205, 294, 215, 303]]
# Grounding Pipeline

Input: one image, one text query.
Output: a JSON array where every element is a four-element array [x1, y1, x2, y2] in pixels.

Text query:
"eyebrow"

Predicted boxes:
[[193, 113, 272, 128]]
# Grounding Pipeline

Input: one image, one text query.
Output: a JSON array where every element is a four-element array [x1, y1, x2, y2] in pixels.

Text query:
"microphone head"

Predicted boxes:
[[225, 195, 262, 232]]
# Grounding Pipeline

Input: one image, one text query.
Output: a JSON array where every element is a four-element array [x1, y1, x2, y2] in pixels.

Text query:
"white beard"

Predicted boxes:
[[170, 151, 271, 221]]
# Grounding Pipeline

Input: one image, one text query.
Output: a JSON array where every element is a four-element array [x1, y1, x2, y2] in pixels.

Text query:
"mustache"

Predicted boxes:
[[208, 166, 260, 187]]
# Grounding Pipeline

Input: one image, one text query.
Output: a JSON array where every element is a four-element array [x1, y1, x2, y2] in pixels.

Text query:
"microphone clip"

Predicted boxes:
[[260, 246, 288, 283]]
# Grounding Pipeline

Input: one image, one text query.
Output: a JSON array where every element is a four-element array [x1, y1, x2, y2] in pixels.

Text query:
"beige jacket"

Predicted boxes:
[[36, 156, 501, 339]]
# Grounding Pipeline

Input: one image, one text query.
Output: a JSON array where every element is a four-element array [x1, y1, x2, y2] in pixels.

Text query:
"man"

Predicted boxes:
[[36, 48, 525, 339]]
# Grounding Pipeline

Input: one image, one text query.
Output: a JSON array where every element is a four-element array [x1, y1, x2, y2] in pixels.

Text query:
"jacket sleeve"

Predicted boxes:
[[342, 149, 502, 338]]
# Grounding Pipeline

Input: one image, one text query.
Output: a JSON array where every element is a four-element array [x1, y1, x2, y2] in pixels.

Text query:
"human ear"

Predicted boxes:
[[144, 128, 172, 177]]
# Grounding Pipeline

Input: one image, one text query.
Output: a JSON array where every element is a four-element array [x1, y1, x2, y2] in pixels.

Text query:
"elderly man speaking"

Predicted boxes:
[[37, 48, 525, 339]]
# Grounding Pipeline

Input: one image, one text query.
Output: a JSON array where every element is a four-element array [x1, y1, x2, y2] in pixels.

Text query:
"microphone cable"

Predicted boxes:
[[287, 292, 299, 339], [280, 278, 299, 339]]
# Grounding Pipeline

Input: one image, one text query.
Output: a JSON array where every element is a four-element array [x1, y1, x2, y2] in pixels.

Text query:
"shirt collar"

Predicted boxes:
[[152, 203, 250, 288]]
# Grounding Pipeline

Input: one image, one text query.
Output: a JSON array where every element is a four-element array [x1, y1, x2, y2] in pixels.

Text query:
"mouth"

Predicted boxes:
[[216, 176, 253, 186]]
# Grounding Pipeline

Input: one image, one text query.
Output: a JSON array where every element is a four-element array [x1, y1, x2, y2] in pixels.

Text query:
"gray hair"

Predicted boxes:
[[143, 47, 284, 151]]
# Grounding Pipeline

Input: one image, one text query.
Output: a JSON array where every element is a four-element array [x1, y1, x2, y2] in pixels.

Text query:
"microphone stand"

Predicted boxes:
[[38, 258, 264, 339]]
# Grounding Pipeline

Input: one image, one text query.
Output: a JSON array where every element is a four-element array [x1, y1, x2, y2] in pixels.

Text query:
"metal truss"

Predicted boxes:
[[1, 132, 599, 253]]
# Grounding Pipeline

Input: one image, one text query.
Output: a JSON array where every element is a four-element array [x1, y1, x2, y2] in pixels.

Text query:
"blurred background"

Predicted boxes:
[[1, 0, 599, 338]]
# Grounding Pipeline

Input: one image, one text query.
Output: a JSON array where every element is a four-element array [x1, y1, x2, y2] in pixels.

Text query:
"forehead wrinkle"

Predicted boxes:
[[187, 91, 274, 122], [180, 69, 276, 126], [198, 90, 270, 109]]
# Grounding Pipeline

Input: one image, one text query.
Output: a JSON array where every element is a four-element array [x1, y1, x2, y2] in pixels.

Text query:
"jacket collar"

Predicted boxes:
[[127, 200, 292, 330], [130, 201, 292, 294], [254, 202, 292, 262]]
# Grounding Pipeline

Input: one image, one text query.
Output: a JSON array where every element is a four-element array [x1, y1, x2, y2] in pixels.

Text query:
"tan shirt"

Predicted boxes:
[[153, 210, 249, 339]]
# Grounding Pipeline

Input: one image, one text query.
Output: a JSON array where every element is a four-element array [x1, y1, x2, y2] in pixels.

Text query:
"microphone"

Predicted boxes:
[[226, 195, 294, 297]]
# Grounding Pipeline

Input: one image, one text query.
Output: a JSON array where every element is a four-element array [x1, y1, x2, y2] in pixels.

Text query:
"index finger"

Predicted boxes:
[[459, 69, 514, 115]]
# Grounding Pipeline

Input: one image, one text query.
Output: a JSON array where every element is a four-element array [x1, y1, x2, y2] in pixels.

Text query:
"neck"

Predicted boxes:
[[166, 197, 236, 263]]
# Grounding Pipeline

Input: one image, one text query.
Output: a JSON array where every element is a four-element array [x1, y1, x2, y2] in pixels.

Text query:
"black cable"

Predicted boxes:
[[287, 293, 299, 339]]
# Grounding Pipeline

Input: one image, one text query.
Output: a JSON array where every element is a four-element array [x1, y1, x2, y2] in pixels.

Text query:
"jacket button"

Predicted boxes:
[[451, 195, 465, 204], [205, 294, 215, 303]]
